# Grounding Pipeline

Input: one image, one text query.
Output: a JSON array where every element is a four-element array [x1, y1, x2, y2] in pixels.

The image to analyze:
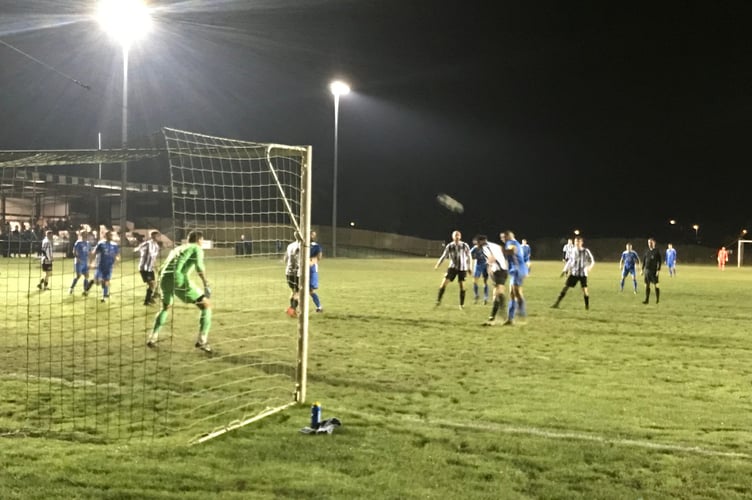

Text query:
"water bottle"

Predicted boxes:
[[310, 402, 322, 429]]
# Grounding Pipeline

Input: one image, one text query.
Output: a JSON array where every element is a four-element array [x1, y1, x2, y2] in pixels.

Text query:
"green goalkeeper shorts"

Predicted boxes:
[[159, 274, 203, 305]]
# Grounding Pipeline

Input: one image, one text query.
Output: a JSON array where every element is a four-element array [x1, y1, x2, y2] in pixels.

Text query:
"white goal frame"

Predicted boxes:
[[737, 240, 752, 267]]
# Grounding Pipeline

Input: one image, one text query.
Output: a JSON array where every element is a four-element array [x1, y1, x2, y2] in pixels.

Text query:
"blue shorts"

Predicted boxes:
[[621, 266, 636, 278], [95, 267, 113, 281], [74, 262, 89, 276], [509, 272, 525, 287], [473, 263, 488, 279]]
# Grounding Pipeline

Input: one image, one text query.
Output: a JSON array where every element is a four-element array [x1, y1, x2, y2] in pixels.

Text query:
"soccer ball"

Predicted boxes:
[[436, 193, 464, 214]]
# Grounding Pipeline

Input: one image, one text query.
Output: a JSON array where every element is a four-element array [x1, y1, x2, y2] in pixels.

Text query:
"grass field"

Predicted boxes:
[[1, 256, 751, 499]]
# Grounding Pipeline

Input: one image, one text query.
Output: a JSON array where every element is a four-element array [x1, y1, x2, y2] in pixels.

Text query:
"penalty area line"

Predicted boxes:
[[334, 408, 750, 460]]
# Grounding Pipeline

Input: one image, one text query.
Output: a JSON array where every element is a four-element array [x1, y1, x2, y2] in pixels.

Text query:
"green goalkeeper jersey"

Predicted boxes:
[[160, 243, 205, 284]]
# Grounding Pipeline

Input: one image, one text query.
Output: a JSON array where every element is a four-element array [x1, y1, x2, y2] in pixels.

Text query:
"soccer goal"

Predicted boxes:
[[737, 240, 752, 267], [0, 129, 312, 443], [161, 127, 313, 443]]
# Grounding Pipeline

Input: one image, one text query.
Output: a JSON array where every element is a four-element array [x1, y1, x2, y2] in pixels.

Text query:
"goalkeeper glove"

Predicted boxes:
[[204, 285, 212, 299]]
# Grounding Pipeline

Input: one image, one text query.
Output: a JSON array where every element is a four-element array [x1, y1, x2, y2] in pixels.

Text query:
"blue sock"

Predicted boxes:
[[518, 298, 526, 317], [620, 279, 624, 291], [84, 279, 89, 290], [103, 285, 109, 298], [473, 283, 479, 298], [508, 300, 516, 320], [483, 284, 488, 300], [70, 277, 79, 289], [311, 293, 321, 308], [633, 280, 637, 291]]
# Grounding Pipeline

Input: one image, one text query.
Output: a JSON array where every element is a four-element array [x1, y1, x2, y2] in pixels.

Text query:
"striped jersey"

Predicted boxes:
[[285, 241, 300, 275], [562, 242, 575, 260], [40, 236, 53, 264], [483, 242, 508, 272], [137, 239, 160, 272], [436, 241, 472, 271], [564, 247, 595, 276]]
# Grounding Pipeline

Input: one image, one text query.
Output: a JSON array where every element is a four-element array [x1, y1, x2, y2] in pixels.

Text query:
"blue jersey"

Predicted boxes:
[[505, 239, 529, 277], [73, 240, 91, 264], [521, 244, 531, 264], [470, 245, 487, 265], [310, 242, 322, 260], [665, 248, 677, 266], [620, 250, 640, 269], [95, 240, 120, 270]]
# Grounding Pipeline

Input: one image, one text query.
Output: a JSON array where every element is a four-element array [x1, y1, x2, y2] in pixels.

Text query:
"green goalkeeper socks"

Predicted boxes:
[[152, 310, 169, 334], [199, 308, 212, 335]]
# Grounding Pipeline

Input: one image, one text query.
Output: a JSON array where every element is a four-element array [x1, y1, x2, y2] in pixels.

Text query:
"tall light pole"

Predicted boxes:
[[329, 80, 350, 258], [692, 224, 700, 242], [96, 0, 151, 243]]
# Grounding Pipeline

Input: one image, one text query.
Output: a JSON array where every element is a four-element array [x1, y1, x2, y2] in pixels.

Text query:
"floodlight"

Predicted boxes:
[[96, 0, 152, 48], [329, 80, 351, 97]]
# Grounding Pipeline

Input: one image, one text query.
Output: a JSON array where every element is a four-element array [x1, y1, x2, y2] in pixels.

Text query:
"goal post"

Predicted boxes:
[[737, 240, 752, 267]]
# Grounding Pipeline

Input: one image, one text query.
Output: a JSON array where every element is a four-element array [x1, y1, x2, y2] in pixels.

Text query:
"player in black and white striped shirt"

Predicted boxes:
[[434, 230, 473, 309], [136, 231, 161, 305], [36, 230, 54, 291], [551, 236, 595, 310]]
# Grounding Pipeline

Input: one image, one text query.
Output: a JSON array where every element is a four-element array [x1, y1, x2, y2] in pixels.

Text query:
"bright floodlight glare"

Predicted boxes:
[[330, 80, 351, 97], [96, 0, 152, 48]]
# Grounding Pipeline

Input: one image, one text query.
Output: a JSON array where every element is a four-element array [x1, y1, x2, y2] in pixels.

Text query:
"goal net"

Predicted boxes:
[[160, 127, 312, 443], [0, 129, 312, 443]]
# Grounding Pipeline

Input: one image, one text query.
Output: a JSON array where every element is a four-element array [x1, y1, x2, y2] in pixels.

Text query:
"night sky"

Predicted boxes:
[[1, 1, 751, 245]]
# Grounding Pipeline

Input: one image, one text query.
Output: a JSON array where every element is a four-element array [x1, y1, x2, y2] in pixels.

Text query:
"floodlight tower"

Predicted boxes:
[[96, 0, 152, 242], [329, 80, 350, 258]]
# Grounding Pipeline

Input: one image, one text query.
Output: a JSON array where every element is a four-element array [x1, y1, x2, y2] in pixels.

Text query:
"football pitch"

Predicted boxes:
[[1, 257, 751, 499]]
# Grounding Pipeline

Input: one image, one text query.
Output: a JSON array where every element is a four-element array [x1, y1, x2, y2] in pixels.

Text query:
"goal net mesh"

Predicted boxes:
[[0, 128, 311, 442]]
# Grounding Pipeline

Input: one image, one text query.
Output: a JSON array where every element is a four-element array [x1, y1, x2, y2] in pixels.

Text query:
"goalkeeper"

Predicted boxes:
[[147, 231, 213, 352]]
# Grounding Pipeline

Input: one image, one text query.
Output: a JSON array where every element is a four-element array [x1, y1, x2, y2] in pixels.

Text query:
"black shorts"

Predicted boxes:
[[286, 274, 299, 290], [41, 263, 53, 272], [566, 274, 588, 288], [644, 271, 659, 285], [444, 268, 467, 282], [491, 269, 508, 286], [140, 270, 156, 283]]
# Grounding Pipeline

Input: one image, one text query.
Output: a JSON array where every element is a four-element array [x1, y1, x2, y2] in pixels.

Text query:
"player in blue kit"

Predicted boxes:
[[520, 239, 531, 272], [69, 230, 93, 296], [502, 230, 529, 325], [309, 231, 323, 313], [665, 243, 677, 277], [92, 230, 120, 303], [618, 242, 641, 293], [470, 236, 489, 304]]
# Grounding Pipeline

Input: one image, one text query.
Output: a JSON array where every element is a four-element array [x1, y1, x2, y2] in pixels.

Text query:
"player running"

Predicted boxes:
[[148, 231, 213, 352], [618, 242, 640, 293]]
